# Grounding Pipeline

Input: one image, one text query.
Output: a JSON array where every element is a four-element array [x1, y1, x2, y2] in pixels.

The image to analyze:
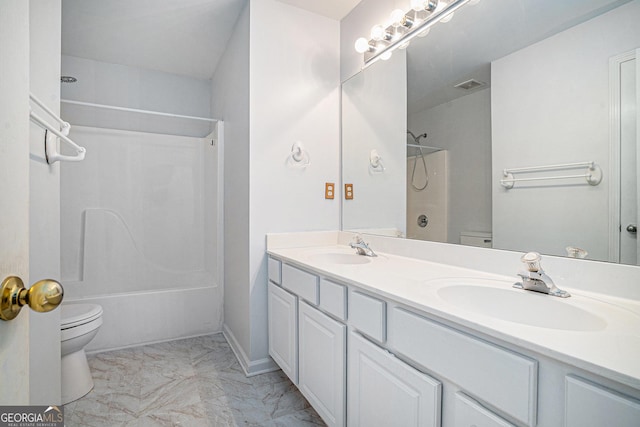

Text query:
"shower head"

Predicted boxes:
[[407, 130, 428, 144]]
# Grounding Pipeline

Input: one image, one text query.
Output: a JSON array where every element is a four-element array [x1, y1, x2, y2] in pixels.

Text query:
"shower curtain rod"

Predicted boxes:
[[407, 143, 443, 151], [60, 99, 218, 123]]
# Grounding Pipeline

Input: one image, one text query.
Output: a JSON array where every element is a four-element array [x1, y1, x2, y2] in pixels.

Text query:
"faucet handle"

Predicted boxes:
[[520, 252, 542, 272]]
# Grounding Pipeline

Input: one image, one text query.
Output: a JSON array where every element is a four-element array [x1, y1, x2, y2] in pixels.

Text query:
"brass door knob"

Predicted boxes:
[[0, 276, 64, 321]]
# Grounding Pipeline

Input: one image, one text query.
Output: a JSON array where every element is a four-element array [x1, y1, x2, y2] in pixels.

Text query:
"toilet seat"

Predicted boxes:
[[61, 304, 103, 330]]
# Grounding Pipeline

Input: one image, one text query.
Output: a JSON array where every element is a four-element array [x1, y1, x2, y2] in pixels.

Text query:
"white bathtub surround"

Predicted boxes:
[[267, 230, 640, 426], [60, 125, 223, 351]]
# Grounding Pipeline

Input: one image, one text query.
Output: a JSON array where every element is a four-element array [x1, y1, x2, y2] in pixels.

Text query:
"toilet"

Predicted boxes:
[[60, 303, 103, 404]]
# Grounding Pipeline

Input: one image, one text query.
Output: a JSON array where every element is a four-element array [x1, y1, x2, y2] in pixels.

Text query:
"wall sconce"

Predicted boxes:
[[354, 0, 481, 68]]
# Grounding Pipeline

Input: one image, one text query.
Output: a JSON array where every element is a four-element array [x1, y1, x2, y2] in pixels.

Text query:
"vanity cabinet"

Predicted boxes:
[[267, 253, 640, 427], [348, 330, 442, 427]]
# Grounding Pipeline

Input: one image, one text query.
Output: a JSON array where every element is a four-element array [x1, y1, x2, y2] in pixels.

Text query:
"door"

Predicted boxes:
[[620, 53, 638, 264], [0, 0, 32, 404]]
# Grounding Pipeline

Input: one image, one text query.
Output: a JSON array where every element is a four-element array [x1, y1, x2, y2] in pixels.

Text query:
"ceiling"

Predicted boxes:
[[275, 0, 362, 20], [61, 0, 362, 80]]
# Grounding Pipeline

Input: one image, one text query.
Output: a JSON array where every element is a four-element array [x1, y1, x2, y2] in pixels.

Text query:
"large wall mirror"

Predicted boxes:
[[342, 0, 640, 265]]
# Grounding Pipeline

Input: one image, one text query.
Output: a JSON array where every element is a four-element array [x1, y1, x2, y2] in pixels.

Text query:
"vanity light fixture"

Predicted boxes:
[[354, 0, 480, 67]]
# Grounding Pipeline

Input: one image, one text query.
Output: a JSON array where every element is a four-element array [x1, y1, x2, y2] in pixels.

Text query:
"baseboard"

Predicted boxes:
[[222, 324, 279, 377]]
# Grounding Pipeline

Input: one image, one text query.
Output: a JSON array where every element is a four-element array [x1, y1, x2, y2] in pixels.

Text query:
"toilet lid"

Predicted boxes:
[[61, 304, 103, 329]]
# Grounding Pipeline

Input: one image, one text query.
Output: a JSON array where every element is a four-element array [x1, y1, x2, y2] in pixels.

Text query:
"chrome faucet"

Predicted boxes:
[[350, 235, 377, 257], [513, 252, 570, 298]]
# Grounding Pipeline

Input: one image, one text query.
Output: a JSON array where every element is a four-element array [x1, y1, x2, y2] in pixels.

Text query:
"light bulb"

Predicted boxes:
[[380, 51, 392, 61], [417, 27, 430, 37], [440, 12, 454, 22], [434, 0, 453, 22], [411, 0, 426, 11], [370, 24, 387, 41], [354, 37, 371, 53], [389, 9, 405, 26]]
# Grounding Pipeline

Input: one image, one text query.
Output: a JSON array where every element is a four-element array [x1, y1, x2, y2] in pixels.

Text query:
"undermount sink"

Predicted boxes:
[[306, 252, 372, 265], [437, 284, 607, 332]]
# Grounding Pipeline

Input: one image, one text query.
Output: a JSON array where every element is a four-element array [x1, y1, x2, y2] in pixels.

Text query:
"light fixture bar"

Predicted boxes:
[[362, 0, 471, 68]]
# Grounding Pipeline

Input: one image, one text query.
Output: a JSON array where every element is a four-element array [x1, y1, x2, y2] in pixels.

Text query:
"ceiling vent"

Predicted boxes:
[[454, 79, 485, 90]]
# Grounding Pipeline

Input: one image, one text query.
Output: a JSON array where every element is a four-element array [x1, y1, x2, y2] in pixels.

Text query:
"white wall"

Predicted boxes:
[[492, 1, 640, 261], [29, 0, 62, 405], [61, 55, 214, 136], [409, 88, 492, 243], [342, 51, 407, 234], [213, 0, 340, 373], [211, 2, 252, 363], [248, 0, 340, 368]]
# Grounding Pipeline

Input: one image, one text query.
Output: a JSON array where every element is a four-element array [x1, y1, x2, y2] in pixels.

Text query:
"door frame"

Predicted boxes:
[[609, 49, 637, 263]]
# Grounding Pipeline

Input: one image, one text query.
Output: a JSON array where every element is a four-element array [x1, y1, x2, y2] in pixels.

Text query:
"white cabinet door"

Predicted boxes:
[[298, 301, 346, 427], [348, 331, 441, 427], [268, 282, 298, 384], [454, 393, 515, 427]]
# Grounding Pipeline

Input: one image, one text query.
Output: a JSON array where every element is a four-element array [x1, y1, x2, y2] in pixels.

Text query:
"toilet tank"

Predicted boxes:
[[460, 231, 492, 248]]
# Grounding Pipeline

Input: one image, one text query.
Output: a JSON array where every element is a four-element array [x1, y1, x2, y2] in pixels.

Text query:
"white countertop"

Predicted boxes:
[[267, 244, 640, 390]]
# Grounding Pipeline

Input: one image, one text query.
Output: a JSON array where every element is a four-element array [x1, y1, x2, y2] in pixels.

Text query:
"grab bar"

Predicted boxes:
[[501, 161, 602, 189], [29, 93, 85, 163]]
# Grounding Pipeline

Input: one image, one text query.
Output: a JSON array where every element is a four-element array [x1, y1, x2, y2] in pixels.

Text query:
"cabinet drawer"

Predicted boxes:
[[268, 256, 281, 284], [282, 264, 319, 305], [349, 291, 386, 343], [348, 331, 441, 427], [319, 278, 347, 321], [565, 376, 640, 427], [455, 393, 515, 427], [388, 307, 537, 426]]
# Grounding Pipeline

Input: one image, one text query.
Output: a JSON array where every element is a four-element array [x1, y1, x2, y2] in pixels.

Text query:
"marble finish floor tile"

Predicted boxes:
[[65, 334, 326, 427]]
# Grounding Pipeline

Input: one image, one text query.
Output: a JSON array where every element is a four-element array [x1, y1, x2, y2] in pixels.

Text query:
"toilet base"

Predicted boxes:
[[61, 349, 95, 404]]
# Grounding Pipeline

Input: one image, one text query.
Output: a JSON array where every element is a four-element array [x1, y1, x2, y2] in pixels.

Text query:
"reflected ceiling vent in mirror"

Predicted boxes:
[[60, 76, 77, 83], [454, 79, 485, 90]]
